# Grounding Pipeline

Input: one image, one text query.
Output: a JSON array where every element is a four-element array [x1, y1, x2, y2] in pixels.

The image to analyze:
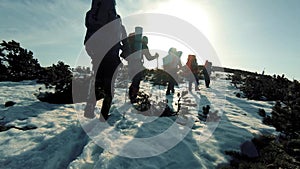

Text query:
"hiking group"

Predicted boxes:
[[83, 0, 212, 121]]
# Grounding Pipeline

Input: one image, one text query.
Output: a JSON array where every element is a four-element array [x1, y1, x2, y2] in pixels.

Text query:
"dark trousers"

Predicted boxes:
[[203, 68, 210, 88], [129, 70, 145, 100], [92, 55, 120, 119], [167, 75, 176, 93], [166, 70, 178, 94]]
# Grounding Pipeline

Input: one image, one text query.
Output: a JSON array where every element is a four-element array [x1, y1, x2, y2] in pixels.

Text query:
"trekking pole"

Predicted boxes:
[[123, 65, 130, 119], [156, 57, 159, 70], [156, 56, 161, 97], [159, 79, 162, 98], [119, 58, 129, 104], [124, 69, 128, 104]]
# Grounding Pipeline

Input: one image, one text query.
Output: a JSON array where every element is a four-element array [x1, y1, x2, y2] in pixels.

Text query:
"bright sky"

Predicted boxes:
[[1, 0, 299, 80]]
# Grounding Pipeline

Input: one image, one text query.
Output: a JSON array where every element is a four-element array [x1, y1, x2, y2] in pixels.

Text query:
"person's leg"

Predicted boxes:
[[194, 73, 199, 91], [166, 70, 177, 95], [84, 66, 98, 118], [188, 81, 192, 91], [129, 71, 143, 102], [129, 84, 139, 102], [204, 73, 210, 88], [96, 54, 119, 120], [203, 68, 210, 88], [99, 60, 119, 120], [207, 77, 210, 88], [166, 82, 171, 95], [171, 72, 177, 94], [84, 95, 96, 118], [205, 78, 210, 88], [170, 78, 175, 93], [195, 83, 199, 91], [166, 73, 173, 95], [100, 77, 114, 121]]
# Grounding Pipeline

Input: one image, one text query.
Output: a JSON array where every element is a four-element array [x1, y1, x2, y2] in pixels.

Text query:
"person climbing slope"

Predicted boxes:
[[203, 60, 212, 88], [186, 54, 200, 91], [127, 27, 159, 103], [163, 48, 182, 95], [83, 0, 129, 121]]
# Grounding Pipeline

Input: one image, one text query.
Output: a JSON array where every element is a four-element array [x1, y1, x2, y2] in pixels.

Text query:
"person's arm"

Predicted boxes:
[[178, 59, 182, 69], [142, 45, 158, 61], [120, 25, 130, 60]]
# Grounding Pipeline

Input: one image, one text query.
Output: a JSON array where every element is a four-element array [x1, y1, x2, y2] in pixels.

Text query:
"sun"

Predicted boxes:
[[153, 0, 212, 38], [141, 0, 213, 66]]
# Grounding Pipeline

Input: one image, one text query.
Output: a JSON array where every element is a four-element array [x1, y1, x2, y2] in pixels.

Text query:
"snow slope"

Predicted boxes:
[[0, 81, 88, 169], [0, 73, 276, 169]]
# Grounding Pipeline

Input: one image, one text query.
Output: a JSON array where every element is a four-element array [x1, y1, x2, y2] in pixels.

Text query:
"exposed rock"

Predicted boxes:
[[0, 124, 38, 132], [4, 101, 16, 107]]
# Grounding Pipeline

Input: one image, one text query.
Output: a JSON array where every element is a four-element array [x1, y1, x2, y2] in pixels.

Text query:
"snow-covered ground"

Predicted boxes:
[[0, 73, 276, 169]]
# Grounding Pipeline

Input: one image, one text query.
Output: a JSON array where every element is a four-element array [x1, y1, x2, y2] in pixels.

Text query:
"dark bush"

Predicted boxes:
[[258, 109, 266, 117]]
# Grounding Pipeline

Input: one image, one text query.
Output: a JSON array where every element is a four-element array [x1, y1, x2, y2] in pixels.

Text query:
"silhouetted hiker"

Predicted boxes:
[[163, 48, 182, 95], [127, 27, 159, 103], [83, 0, 129, 121], [186, 55, 200, 91], [203, 60, 212, 88]]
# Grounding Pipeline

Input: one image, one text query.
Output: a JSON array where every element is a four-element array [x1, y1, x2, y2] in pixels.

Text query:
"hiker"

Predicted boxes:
[[203, 60, 212, 88], [83, 0, 129, 121], [127, 27, 159, 103], [186, 55, 200, 91], [163, 48, 182, 95]]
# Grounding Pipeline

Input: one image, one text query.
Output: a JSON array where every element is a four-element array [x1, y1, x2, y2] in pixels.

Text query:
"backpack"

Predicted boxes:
[[204, 60, 212, 75], [186, 55, 199, 74], [127, 27, 143, 62], [127, 27, 145, 78], [163, 48, 180, 71], [84, 0, 119, 44]]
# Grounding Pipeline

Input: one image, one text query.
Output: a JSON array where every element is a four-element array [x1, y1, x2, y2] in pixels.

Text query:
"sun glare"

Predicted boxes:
[[142, 0, 213, 66], [154, 0, 211, 38]]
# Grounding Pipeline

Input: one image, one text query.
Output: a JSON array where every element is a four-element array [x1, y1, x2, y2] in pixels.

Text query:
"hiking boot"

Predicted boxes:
[[99, 114, 111, 122], [99, 94, 112, 121]]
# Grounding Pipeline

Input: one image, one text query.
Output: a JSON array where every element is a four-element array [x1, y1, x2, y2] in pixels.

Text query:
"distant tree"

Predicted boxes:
[[73, 66, 92, 75], [76, 66, 82, 73], [0, 40, 41, 81], [39, 61, 72, 93], [86, 66, 91, 74], [0, 47, 8, 80]]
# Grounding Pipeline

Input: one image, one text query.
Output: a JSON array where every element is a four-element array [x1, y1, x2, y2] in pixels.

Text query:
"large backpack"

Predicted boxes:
[[186, 55, 199, 74], [163, 48, 180, 71], [84, 0, 119, 44], [204, 60, 212, 76], [127, 27, 144, 78]]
